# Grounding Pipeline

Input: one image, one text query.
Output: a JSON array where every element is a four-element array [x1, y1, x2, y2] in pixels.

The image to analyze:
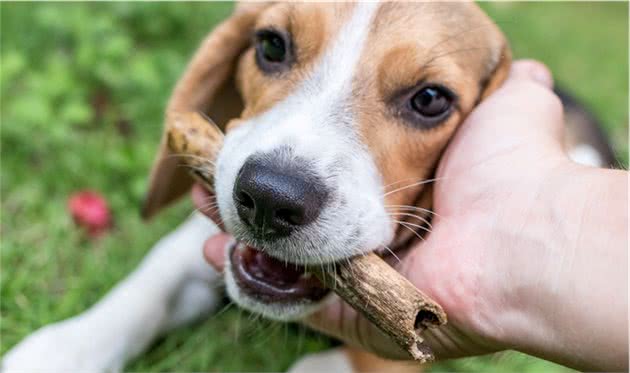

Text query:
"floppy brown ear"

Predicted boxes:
[[141, 3, 270, 219], [479, 41, 512, 100]]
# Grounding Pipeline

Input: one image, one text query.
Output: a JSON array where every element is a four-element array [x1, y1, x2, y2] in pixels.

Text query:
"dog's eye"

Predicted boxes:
[[260, 33, 286, 62], [410, 87, 452, 118], [254, 29, 292, 73], [390, 84, 456, 128]]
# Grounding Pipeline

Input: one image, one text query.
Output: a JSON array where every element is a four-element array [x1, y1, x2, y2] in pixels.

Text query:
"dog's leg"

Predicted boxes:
[[2, 212, 221, 373]]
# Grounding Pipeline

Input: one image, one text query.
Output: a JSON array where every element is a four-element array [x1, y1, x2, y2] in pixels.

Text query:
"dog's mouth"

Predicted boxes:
[[229, 242, 330, 303]]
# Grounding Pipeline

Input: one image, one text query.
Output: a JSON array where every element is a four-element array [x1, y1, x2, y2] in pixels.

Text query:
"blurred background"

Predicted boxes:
[[1, 2, 627, 371]]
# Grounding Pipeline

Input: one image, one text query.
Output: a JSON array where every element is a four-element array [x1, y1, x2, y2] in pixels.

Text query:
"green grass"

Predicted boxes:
[[1, 2, 627, 371]]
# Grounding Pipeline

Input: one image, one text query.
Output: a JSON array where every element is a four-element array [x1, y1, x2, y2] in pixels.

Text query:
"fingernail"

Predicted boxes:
[[511, 60, 553, 88], [531, 68, 552, 87], [526, 64, 553, 88]]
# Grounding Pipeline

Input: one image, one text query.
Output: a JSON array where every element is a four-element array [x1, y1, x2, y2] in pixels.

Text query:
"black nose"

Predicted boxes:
[[233, 155, 328, 237]]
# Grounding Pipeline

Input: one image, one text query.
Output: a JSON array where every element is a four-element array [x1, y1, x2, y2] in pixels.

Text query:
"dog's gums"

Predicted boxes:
[[230, 242, 330, 303]]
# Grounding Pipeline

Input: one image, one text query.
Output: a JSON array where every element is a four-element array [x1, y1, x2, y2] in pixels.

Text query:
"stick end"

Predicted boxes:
[[414, 308, 447, 330], [409, 341, 435, 363]]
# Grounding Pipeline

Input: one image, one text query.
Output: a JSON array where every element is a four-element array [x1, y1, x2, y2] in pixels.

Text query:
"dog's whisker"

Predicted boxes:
[[187, 201, 219, 218], [175, 164, 216, 183], [330, 260, 336, 291], [196, 205, 219, 216], [196, 194, 216, 204], [396, 220, 432, 234], [396, 221, 426, 242], [387, 212, 433, 229], [381, 176, 428, 193], [385, 204, 433, 212], [188, 197, 218, 217], [385, 204, 440, 217], [381, 244, 401, 264], [383, 177, 444, 197], [318, 256, 327, 288], [196, 200, 219, 209]]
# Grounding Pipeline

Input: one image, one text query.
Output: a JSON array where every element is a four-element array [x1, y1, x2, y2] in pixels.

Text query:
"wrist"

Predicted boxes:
[[502, 162, 628, 370], [498, 161, 583, 357], [478, 159, 576, 349]]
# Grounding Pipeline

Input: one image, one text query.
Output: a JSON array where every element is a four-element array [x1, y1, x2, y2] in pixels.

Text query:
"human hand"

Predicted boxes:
[[302, 59, 572, 359]]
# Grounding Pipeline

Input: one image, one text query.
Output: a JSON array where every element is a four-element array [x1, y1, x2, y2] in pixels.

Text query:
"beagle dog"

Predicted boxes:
[[3, 2, 615, 372], [143, 0, 513, 322]]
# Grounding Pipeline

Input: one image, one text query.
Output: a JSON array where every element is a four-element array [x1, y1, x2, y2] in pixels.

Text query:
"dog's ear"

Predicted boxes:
[[479, 41, 512, 100], [141, 3, 270, 219]]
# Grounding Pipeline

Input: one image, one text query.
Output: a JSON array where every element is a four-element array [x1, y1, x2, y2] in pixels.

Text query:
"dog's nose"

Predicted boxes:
[[233, 156, 328, 237]]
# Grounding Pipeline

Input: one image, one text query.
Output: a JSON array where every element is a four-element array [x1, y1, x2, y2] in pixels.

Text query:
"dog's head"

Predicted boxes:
[[143, 2, 510, 320]]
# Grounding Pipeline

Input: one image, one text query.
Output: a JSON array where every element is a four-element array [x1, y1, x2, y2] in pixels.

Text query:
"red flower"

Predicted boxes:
[[68, 190, 112, 237]]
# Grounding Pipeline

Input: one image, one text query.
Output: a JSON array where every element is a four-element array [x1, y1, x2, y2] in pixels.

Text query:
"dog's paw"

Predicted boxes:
[[2, 316, 125, 373]]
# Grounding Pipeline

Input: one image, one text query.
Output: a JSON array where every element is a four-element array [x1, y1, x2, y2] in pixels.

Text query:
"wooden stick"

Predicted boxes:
[[309, 254, 446, 362], [165, 112, 447, 362], [165, 111, 223, 191]]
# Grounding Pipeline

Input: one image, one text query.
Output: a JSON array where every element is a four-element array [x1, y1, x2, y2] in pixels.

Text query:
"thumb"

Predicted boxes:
[[202, 233, 232, 271], [460, 59, 565, 149], [508, 59, 553, 88], [304, 297, 411, 360]]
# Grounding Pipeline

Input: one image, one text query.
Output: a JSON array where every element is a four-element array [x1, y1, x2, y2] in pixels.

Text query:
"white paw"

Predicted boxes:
[[2, 316, 125, 373]]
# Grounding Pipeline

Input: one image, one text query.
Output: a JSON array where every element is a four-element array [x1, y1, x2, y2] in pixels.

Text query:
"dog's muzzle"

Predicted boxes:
[[227, 151, 332, 305]]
